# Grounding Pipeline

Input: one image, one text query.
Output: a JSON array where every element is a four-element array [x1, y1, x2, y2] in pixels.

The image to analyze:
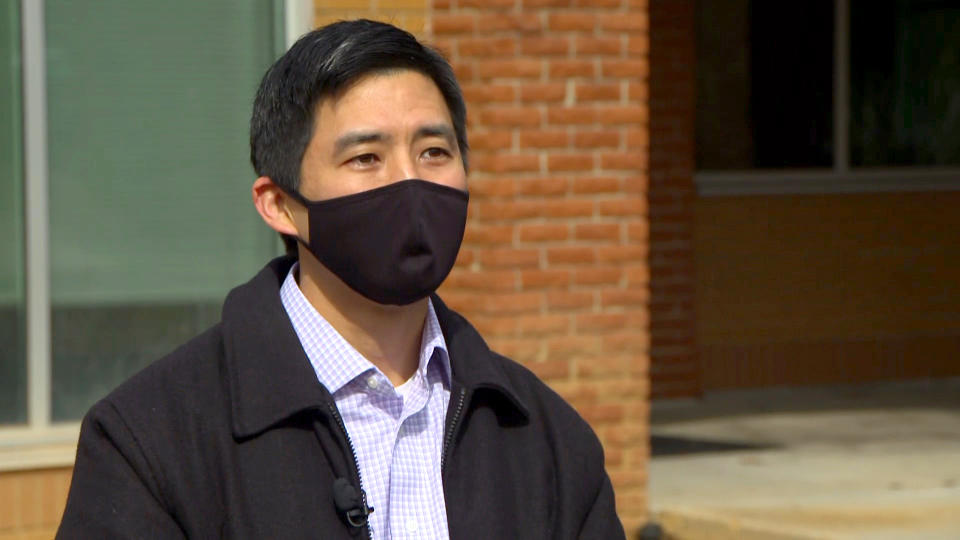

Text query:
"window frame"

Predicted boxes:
[[696, 0, 960, 196], [0, 0, 313, 471]]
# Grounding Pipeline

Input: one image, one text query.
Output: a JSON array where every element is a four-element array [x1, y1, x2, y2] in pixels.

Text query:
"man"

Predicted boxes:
[[58, 19, 623, 539]]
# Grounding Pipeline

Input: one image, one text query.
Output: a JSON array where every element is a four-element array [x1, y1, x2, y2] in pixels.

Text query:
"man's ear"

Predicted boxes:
[[252, 177, 305, 240]]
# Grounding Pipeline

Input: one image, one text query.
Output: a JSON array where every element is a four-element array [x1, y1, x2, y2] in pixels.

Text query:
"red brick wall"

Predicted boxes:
[[431, 0, 651, 531], [647, 0, 699, 398]]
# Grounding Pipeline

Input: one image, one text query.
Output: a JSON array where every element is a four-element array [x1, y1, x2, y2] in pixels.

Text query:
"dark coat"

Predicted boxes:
[[57, 257, 624, 539]]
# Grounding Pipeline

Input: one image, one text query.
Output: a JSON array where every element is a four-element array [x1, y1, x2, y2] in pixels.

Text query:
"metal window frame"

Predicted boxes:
[[696, 0, 960, 196], [0, 0, 308, 470], [285, 0, 313, 48], [22, 0, 52, 435]]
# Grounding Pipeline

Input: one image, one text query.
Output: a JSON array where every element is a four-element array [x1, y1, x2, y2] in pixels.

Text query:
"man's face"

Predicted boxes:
[[297, 69, 467, 205]]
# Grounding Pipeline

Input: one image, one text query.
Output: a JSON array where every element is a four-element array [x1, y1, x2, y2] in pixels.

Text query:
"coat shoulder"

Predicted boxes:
[[436, 298, 605, 460], [469, 343, 622, 538], [487, 349, 606, 460], [93, 323, 229, 433]]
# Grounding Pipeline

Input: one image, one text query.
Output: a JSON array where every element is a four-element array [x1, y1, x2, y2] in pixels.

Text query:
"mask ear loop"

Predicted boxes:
[[277, 186, 313, 250], [279, 184, 312, 207]]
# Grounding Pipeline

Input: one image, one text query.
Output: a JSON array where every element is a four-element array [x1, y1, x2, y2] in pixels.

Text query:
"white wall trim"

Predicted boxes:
[[21, 0, 52, 430], [696, 168, 960, 196], [284, 0, 314, 48], [0, 424, 79, 471]]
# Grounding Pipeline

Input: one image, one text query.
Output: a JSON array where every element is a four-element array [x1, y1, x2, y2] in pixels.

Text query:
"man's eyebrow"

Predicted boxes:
[[414, 124, 456, 145], [333, 131, 390, 155], [332, 125, 456, 155]]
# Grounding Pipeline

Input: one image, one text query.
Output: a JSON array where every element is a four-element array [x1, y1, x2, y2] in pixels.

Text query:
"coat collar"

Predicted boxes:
[[429, 294, 530, 419], [223, 256, 529, 439]]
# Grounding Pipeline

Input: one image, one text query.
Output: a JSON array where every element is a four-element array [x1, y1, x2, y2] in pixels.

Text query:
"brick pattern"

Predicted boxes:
[[647, 0, 699, 398], [431, 0, 651, 531], [0, 468, 71, 540]]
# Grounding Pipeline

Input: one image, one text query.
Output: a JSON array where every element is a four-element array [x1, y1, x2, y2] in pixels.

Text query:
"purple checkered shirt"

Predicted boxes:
[[280, 264, 451, 539]]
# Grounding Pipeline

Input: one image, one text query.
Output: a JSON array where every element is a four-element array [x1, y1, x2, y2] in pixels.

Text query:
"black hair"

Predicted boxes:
[[250, 19, 469, 255]]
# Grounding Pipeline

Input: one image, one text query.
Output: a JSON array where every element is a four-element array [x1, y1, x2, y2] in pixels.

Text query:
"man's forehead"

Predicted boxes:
[[311, 69, 454, 136]]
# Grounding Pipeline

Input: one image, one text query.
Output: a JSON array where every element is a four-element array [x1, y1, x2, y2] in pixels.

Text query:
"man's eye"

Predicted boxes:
[[422, 147, 451, 160], [350, 153, 378, 166]]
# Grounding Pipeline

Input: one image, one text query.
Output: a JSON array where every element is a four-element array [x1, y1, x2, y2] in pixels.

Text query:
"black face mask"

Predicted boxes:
[[285, 179, 469, 306]]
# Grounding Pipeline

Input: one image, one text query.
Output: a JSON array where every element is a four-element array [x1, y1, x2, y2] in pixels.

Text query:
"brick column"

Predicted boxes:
[[648, 0, 699, 398], [432, 0, 651, 531]]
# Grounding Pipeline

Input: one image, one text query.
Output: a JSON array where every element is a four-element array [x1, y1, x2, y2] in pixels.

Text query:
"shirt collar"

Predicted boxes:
[[222, 256, 529, 439], [420, 297, 453, 385], [280, 263, 451, 394]]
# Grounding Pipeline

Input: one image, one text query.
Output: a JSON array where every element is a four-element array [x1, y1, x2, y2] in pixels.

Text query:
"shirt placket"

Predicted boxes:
[[388, 371, 436, 539]]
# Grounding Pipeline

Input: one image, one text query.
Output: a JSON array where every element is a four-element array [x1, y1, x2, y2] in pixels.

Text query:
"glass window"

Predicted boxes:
[[850, 0, 960, 167], [696, 0, 835, 170], [697, 0, 960, 173], [0, 0, 25, 424], [45, 1, 279, 421]]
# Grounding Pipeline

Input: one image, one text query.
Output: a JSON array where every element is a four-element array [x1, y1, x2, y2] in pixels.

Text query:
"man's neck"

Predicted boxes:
[[296, 252, 428, 387]]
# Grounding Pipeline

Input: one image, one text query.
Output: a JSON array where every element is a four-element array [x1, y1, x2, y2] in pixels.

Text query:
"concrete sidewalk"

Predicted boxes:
[[648, 378, 960, 539]]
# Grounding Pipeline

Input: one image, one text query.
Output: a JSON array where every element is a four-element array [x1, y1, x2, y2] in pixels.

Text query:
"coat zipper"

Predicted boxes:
[[441, 387, 467, 474], [327, 402, 372, 540]]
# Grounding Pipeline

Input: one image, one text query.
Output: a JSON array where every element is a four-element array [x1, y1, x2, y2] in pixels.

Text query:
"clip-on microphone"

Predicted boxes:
[[333, 478, 374, 528]]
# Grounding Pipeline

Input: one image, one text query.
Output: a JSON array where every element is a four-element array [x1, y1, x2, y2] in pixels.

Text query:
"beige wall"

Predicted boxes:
[[696, 190, 960, 389], [0, 468, 71, 540], [314, 0, 427, 35]]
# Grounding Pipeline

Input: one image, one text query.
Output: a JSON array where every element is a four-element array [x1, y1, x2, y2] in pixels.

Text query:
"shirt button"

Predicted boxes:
[[366, 376, 379, 390], [405, 518, 418, 534]]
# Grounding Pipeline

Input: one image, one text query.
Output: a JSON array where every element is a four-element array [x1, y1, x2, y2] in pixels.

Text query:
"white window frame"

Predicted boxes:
[[0, 0, 313, 472], [696, 0, 960, 196]]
